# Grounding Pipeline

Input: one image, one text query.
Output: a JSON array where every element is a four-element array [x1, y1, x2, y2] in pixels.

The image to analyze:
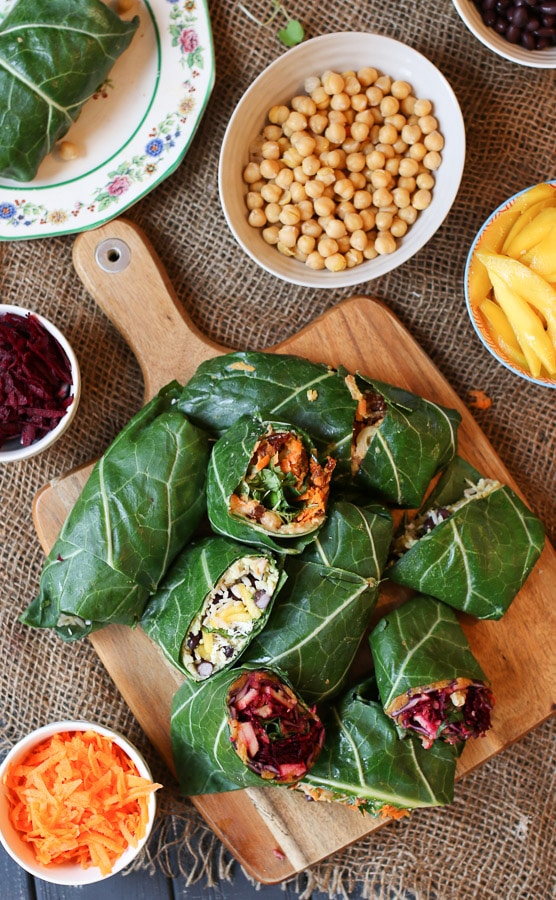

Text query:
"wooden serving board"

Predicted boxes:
[[33, 219, 556, 884]]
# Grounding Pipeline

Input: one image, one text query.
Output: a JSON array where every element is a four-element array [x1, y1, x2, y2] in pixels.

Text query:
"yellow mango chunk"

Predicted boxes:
[[486, 270, 556, 376], [504, 207, 556, 259], [478, 297, 527, 369], [501, 190, 556, 255], [521, 233, 556, 282], [477, 250, 556, 335]]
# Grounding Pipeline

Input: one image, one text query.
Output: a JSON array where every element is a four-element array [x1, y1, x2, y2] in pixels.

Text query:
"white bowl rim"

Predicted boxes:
[[0, 304, 81, 462], [0, 720, 157, 885], [451, 0, 556, 69], [464, 180, 556, 388], [219, 30, 466, 289]]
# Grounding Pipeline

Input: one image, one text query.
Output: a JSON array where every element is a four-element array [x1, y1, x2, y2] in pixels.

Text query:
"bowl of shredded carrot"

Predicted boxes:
[[0, 721, 161, 885]]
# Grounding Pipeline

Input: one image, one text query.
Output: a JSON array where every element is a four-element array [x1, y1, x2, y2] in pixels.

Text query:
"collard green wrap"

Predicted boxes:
[[140, 536, 286, 680], [0, 0, 139, 181], [387, 456, 546, 619], [369, 594, 494, 749], [206, 414, 335, 554], [346, 374, 461, 508], [170, 666, 325, 795], [296, 678, 460, 816], [243, 496, 393, 703], [21, 383, 210, 641], [178, 350, 356, 475], [178, 352, 461, 504]]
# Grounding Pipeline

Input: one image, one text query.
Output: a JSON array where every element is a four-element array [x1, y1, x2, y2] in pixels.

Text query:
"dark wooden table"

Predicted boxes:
[[0, 842, 354, 899]]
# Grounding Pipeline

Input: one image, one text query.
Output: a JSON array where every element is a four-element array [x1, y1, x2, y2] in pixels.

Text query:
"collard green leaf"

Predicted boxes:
[[21, 383, 210, 641], [178, 351, 355, 474], [0, 0, 139, 181], [301, 494, 393, 579], [244, 559, 376, 703], [243, 497, 391, 703], [206, 414, 333, 554], [387, 472, 546, 619], [140, 535, 286, 679], [170, 665, 324, 795], [352, 375, 461, 508], [297, 678, 459, 815], [369, 595, 489, 713]]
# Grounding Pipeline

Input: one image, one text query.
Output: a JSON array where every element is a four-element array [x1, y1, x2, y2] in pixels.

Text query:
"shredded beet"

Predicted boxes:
[[227, 670, 325, 783], [393, 680, 495, 749], [0, 312, 73, 449]]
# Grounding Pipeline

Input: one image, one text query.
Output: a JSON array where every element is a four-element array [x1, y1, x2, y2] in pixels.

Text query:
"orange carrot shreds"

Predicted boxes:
[[468, 389, 493, 410], [2, 730, 162, 875]]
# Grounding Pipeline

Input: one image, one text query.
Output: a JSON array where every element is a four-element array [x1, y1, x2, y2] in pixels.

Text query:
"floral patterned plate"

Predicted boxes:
[[0, 0, 215, 240]]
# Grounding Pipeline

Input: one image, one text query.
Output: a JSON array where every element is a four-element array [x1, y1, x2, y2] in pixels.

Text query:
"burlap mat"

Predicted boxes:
[[1, 2, 554, 897]]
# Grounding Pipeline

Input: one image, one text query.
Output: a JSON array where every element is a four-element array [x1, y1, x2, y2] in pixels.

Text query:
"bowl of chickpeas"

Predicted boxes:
[[219, 32, 466, 288]]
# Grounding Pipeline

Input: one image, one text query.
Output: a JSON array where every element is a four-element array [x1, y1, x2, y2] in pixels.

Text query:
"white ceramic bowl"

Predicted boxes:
[[219, 32, 466, 289], [0, 721, 158, 885], [465, 181, 556, 388], [0, 305, 80, 462], [452, 0, 556, 68]]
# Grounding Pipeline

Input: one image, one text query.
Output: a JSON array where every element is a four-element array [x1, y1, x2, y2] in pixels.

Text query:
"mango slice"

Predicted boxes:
[[478, 297, 527, 369]]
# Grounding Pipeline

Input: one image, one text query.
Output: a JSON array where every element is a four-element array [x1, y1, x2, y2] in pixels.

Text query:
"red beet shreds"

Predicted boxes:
[[0, 312, 74, 449]]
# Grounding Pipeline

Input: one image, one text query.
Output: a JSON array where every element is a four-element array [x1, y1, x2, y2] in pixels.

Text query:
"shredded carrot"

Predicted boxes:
[[2, 730, 162, 875], [468, 389, 492, 410]]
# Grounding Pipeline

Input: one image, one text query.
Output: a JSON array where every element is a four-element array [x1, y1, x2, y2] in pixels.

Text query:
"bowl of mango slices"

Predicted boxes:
[[465, 181, 556, 388]]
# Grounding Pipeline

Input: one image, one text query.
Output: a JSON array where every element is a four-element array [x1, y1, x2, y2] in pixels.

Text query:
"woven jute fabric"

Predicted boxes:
[[1, 1, 554, 897]]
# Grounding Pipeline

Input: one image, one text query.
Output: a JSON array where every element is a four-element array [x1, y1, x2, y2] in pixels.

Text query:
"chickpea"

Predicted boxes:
[[375, 210, 394, 231], [350, 121, 370, 142], [324, 253, 347, 272], [291, 95, 317, 116], [366, 86, 384, 106], [413, 98, 433, 117], [359, 208, 376, 231], [262, 225, 280, 244], [323, 71, 345, 95], [408, 142, 428, 161], [260, 183, 282, 204], [305, 75, 321, 93], [370, 169, 392, 189], [391, 80, 412, 99], [263, 124, 283, 141], [268, 105, 289, 124], [315, 166, 336, 186], [314, 196, 336, 217], [308, 113, 328, 135], [278, 224, 299, 247], [325, 218, 347, 240], [346, 152, 366, 172], [351, 93, 369, 112], [398, 205, 418, 225], [343, 74, 362, 95], [259, 158, 281, 180], [243, 162, 261, 184], [305, 250, 326, 269], [398, 157, 420, 178], [318, 236, 339, 257], [412, 188, 432, 210], [246, 191, 264, 211], [290, 181, 307, 203], [345, 248, 364, 268], [305, 178, 326, 199], [264, 202, 282, 223], [350, 229, 368, 251], [366, 149, 386, 170], [375, 232, 397, 254], [423, 150, 442, 171], [248, 208, 267, 228], [380, 96, 399, 117], [330, 92, 351, 111], [291, 132, 317, 157], [301, 219, 323, 237], [416, 171, 435, 190], [357, 66, 379, 86], [353, 189, 373, 210], [424, 131, 444, 152], [374, 74, 392, 93], [325, 121, 346, 144], [297, 234, 316, 255], [311, 85, 330, 109], [334, 177, 355, 200], [390, 216, 408, 238], [397, 175, 417, 193], [344, 211, 364, 232]]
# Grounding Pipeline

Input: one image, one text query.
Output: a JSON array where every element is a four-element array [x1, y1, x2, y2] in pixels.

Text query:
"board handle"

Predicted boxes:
[[72, 218, 224, 401]]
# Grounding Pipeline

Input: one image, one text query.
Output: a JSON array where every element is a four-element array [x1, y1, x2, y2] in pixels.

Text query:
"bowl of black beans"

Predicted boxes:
[[452, 0, 556, 66]]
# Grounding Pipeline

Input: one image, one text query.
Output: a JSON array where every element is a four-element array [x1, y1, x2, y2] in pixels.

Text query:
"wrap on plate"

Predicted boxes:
[[140, 536, 286, 680], [243, 496, 393, 703], [387, 456, 546, 619], [369, 594, 495, 749], [345, 374, 461, 507], [0, 0, 139, 181], [206, 414, 336, 554], [170, 666, 325, 795], [177, 350, 356, 475], [21, 383, 210, 641], [296, 677, 460, 817]]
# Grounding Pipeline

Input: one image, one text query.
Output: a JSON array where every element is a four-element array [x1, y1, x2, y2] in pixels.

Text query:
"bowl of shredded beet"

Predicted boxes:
[[0, 305, 80, 462], [452, 0, 556, 68]]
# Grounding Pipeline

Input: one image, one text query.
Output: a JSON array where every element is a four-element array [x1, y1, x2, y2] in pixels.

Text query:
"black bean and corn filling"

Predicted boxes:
[[181, 555, 280, 680]]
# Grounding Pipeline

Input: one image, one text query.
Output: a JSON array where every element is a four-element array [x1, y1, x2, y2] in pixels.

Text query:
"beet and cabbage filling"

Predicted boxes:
[[0, 312, 73, 448], [230, 427, 335, 535], [388, 678, 495, 750], [227, 670, 325, 783]]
